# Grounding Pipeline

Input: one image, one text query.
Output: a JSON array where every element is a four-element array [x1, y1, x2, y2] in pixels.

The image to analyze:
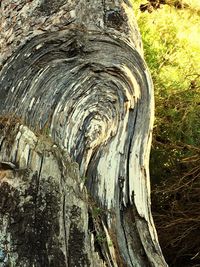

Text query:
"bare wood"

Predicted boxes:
[[0, 1, 167, 266]]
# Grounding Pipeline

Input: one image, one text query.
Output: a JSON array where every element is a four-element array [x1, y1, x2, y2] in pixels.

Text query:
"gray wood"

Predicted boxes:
[[0, 1, 167, 266]]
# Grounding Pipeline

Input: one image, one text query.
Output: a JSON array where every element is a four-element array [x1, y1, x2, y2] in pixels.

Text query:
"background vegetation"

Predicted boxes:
[[131, 0, 200, 266]]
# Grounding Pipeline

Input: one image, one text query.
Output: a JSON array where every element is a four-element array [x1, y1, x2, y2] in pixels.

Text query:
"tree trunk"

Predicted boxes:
[[0, 1, 167, 266]]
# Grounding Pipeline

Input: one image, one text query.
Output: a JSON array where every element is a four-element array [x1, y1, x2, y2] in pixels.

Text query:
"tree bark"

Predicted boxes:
[[0, 1, 167, 266]]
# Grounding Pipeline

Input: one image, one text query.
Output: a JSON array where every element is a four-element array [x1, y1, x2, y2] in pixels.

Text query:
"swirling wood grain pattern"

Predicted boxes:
[[0, 29, 152, 213], [0, 0, 167, 266]]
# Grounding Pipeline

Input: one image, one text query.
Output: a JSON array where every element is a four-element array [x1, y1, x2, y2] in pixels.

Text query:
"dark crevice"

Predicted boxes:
[[131, 201, 158, 266], [85, 149, 101, 197], [126, 106, 138, 206], [33, 155, 43, 236], [122, 204, 150, 267], [37, 0, 66, 16], [27, 147, 32, 167], [88, 210, 107, 264], [0, 161, 17, 170], [0, 137, 5, 150], [120, 207, 135, 267], [63, 195, 68, 267]]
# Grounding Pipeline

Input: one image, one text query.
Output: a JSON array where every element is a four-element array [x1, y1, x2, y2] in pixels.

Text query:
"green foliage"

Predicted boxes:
[[92, 206, 103, 218], [95, 232, 107, 244], [132, 0, 200, 183]]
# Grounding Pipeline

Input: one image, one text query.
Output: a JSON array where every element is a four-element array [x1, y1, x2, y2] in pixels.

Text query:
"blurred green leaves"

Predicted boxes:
[[132, 0, 200, 183]]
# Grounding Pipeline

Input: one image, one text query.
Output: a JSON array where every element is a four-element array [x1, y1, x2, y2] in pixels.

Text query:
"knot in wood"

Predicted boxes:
[[105, 9, 125, 29]]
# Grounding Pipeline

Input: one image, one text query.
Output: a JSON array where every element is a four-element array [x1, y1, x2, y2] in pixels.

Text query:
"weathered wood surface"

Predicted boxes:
[[0, 0, 167, 266]]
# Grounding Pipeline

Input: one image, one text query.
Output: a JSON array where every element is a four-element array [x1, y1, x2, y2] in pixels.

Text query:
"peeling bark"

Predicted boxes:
[[0, 1, 167, 266]]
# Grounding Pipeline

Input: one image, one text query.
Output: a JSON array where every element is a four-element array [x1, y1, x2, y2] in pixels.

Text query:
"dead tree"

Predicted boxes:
[[0, 1, 167, 266]]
